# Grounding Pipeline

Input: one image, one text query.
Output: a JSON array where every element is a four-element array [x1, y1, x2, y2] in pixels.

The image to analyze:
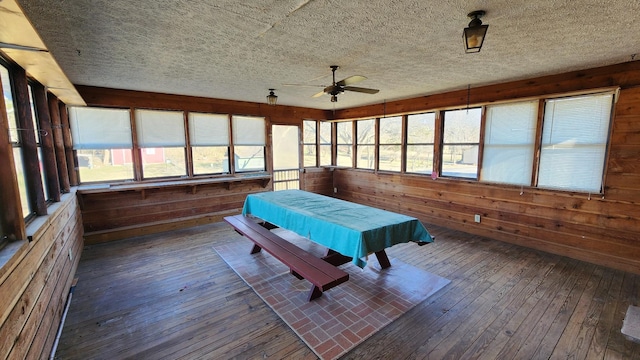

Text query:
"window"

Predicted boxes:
[[319, 121, 332, 166], [302, 120, 317, 167], [232, 115, 266, 172], [28, 85, 50, 200], [406, 112, 435, 174], [336, 121, 353, 167], [2, 64, 30, 218], [379, 116, 403, 172], [356, 119, 375, 169], [537, 93, 613, 192], [135, 109, 186, 179], [189, 113, 229, 175], [441, 108, 481, 178], [70, 107, 134, 182], [481, 101, 538, 185]]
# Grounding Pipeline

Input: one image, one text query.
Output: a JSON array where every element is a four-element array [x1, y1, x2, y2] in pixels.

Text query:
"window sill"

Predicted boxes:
[[78, 173, 272, 196]]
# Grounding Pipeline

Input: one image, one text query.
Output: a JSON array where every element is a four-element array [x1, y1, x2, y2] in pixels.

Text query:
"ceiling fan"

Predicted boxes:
[[311, 65, 379, 102]]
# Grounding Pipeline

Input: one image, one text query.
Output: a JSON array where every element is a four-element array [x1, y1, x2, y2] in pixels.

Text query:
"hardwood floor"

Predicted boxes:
[[54, 222, 640, 359]]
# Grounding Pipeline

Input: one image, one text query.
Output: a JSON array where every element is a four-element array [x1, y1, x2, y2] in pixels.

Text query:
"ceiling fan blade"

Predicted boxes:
[[311, 90, 326, 98], [343, 86, 379, 94], [282, 83, 325, 88], [0, 42, 48, 52], [336, 75, 367, 87]]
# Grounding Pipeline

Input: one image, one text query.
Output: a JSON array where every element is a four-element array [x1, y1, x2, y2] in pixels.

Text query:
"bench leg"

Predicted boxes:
[[308, 286, 323, 301], [375, 250, 391, 269], [291, 269, 304, 280], [250, 244, 262, 254]]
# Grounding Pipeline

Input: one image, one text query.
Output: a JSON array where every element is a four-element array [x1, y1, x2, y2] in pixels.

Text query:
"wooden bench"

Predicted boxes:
[[224, 215, 349, 301]]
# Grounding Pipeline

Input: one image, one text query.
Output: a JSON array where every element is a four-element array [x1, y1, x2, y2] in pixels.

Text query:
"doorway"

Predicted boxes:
[[271, 125, 300, 190]]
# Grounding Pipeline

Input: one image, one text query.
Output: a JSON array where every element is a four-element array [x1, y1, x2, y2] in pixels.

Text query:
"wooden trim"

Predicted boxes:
[[58, 103, 78, 186], [129, 107, 143, 181], [532, 99, 546, 186], [227, 114, 236, 174], [47, 94, 70, 193], [433, 110, 443, 177], [400, 114, 407, 173], [476, 106, 487, 181], [77, 174, 271, 194], [76, 85, 328, 120], [183, 111, 193, 178], [0, 67, 26, 241], [32, 83, 61, 201], [331, 62, 640, 120], [13, 67, 47, 215]]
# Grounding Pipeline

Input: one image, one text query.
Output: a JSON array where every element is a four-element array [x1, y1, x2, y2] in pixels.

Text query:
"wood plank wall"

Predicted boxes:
[[0, 192, 84, 359], [80, 181, 269, 244], [75, 86, 328, 244], [301, 168, 335, 196], [331, 62, 640, 275], [74, 62, 640, 273]]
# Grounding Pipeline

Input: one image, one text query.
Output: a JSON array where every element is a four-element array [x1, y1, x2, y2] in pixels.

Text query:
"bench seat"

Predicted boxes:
[[224, 215, 349, 301]]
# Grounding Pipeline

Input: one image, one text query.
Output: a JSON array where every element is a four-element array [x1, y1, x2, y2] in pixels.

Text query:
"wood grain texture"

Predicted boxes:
[[79, 180, 270, 243], [76, 85, 329, 123], [0, 192, 84, 359], [52, 221, 640, 359], [301, 167, 334, 196]]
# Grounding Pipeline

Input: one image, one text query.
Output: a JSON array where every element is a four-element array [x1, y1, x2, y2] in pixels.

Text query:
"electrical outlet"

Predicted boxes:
[[474, 214, 481, 223], [334, 187, 338, 193]]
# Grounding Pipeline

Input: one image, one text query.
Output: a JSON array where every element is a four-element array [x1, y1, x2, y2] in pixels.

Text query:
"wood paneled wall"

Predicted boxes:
[[0, 192, 84, 359], [301, 167, 335, 196], [79, 181, 269, 244], [331, 64, 640, 275]]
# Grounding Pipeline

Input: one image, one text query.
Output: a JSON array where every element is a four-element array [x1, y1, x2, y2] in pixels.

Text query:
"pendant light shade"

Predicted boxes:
[[463, 10, 489, 53], [266, 89, 278, 106]]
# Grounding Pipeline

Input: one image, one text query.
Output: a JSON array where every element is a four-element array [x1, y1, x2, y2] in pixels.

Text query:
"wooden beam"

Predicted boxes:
[[48, 93, 70, 192], [12, 66, 46, 215], [76, 85, 328, 121], [58, 102, 78, 186], [32, 83, 61, 202]]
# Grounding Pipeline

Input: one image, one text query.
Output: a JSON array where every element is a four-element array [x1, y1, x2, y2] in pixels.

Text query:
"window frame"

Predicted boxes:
[[355, 118, 376, 170], [302, 119, 318, 168], [378, 116, 404, 172], [406, 112, 436, 175], [439, 107, 483, 180]]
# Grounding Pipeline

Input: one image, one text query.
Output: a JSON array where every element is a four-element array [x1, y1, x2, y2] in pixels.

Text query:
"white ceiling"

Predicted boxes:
[[12, 0, 640, 110]]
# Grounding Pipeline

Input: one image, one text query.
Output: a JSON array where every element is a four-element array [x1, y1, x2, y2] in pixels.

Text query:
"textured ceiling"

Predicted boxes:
[[13, 0, 640, 110]]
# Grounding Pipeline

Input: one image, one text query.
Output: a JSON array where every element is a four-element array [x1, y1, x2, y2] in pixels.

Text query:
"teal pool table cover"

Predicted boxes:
[[242, 190, 434, 268]]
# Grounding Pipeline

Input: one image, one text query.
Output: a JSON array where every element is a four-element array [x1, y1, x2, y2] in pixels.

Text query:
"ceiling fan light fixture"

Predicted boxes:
[[266, 88, 278, 106], [331, 94, 338, 102], [463, 10, 489, 53]]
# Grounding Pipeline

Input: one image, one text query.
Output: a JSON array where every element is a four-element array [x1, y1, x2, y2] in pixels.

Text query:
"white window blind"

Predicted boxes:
[[135, 109, 185, 147], [538, 93, 613, 192], [69, 107, 132, 149], [232, 116, 265, 146], [481, 101, 538, 185], [188, 113, 229, 146]]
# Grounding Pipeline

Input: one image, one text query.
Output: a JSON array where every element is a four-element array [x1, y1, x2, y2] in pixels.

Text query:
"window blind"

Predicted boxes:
[[135, 109, 185, 147], [189, 112, 229, 146], [538, 93, 613, 192], [69, 107, 132, 149], [481, 101, 537, 185], [232, 116, 265, 146]]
